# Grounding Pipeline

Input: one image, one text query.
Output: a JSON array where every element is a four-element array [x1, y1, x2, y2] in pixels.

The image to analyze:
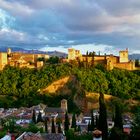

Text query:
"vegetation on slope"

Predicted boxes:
[[0, 63, 139, 112]]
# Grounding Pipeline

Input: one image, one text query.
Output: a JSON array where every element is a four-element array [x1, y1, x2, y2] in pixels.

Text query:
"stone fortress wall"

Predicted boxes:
[[0, 52, 7, 70], [0, 48, 49, 70], [68, 48, 136, 70], [0, 47, 137, 71]]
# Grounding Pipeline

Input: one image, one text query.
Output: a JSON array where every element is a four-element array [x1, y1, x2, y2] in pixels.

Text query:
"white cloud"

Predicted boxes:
[[0, 0, 34, 17], [0, 0, 140, 53], [38, 34, 50, 41], [0, 28, 27, 41], [71, 43, 115, 55], [39, 45, 68, 52], [39, 43, 118, 55]]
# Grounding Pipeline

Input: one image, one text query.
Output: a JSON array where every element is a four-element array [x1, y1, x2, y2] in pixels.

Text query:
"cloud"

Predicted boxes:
[[40, 43, 115, 55], [0, 9, 15, 29], [96, 0, 140, 16], [0, 0, 34, 17], [0, 0, 140, 53]]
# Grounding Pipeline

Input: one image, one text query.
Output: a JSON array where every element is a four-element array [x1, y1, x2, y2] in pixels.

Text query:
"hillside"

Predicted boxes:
[[41, 76, 73, 95], [0, 64, 139, 112], [40, 76, 140, 113], [40, 76, 87, 112]]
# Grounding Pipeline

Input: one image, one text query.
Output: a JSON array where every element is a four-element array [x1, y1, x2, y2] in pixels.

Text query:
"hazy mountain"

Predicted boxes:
[[0, 47, 67, 58], [47, 51, 67, 58], [1, 47, 140, 59], [0, 47, 25, 52], [129, 54, 140, 60]]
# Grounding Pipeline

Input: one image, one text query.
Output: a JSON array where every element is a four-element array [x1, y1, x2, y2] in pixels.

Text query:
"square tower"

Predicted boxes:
[[61, 99, 68, 112], [68, 48, 81, 61], [119, 48, 129, 63], [0, 52, 8, 70], [68, 48, 76, 60]]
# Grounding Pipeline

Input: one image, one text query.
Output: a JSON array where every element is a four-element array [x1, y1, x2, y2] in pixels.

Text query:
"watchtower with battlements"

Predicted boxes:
[[119, 48, 129, 63]]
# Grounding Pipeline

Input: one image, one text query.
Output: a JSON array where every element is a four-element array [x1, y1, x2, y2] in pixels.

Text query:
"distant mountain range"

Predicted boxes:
[[0, 47, 67, 58], [129, 54, 140, 60], [0, 47, 140, 59]]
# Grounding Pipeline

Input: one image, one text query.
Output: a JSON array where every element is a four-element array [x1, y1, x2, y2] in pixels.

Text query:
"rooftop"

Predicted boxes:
[[45, 107, 65, 114]]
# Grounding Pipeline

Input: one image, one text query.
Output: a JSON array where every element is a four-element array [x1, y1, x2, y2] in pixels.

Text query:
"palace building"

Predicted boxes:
[[68, 48, 136, 71], [0, 48, 49, 70], [0, 52, 7, 70]]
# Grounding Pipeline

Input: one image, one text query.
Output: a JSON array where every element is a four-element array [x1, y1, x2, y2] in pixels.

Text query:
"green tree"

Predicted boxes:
[[88, 121, 91, 132], [71, 113, 77, 130], [27, 123, 41, 133], [131, 107, 140, 139], [37, 111, 43, 123], [51, 118, 56, 133], [95, 115, 99, 129], [77, 125, 81, 132], [3, 118, 17, 133], [32, 110, 36, 124], [37, 57, 45, 62], [99, 93, 108, 140], [114, 103, 123, 131], [47, 56, 59, 64], [109, 127, 124, 140], [58, 122, 62, 133], [64, 112, 70, 131], [44, 118, 48, 133], [91, 110, 95, 131], [135, 59, 140, 67], [86, 51, 89, 56]]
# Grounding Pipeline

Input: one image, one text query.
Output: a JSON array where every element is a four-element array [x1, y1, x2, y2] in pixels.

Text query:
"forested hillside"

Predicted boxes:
[[0, 64, 140, 110]]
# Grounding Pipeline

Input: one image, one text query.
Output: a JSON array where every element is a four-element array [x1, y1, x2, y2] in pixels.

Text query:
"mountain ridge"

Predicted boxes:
[[0, 47, 140, 59], [0, 47, 67, 57]]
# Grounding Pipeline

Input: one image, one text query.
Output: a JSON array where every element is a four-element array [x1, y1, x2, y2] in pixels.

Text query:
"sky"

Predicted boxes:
[[0, 0, 140, 55]]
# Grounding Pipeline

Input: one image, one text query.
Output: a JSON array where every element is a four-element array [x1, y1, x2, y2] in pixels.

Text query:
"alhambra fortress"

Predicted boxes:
[[0, 47, 139, 71], [67, 48, 137, 71], [0, 48, 49, 70]]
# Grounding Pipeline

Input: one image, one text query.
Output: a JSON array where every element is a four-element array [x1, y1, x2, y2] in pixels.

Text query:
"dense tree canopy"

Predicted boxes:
[[130, 107, 140, 139], [0, 63, 139, 109]]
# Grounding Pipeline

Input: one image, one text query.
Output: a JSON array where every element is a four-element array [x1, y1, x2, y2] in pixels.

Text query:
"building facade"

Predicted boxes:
[[0, 48, 49, 70], [0, 52, 8, 70], [68, 48, 136, 70]]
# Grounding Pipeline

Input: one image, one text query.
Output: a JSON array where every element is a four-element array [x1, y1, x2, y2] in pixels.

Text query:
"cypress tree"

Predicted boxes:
[[51, 118, 56, 133], [109, 103, 123, 140], [99, 93, 108, 140], [88, 121, 91, 132], [114, 103, 123, 131], [64, 112, 70, 131], [44, 118, 48, 133], [58, 122, 62, 133], [37, 111, 43, 123], [91, 110, 95, 131], [109, 127, 124, 140], [77, 125, 81, 132], [71, 113, 77, 130], [95, 115, 99, 129], [130, 108, 140, 139], [86, 51, 89, 56], [32, 109, 36, 124]]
